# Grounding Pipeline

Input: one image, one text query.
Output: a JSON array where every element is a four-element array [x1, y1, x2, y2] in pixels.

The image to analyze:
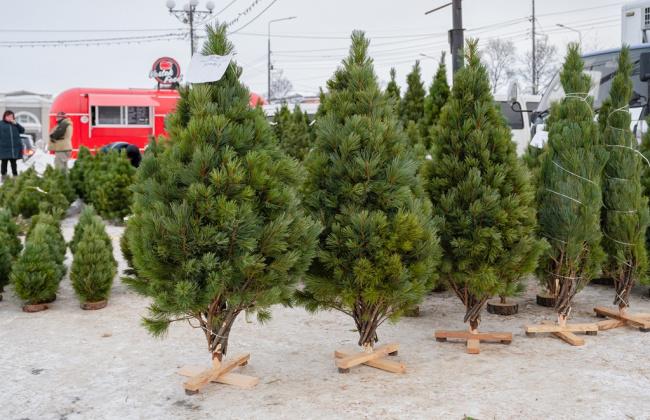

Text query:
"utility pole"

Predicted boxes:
[[532, 0, 537, 95], [450, 0, 464, 74], [424, 0, 464, 74], [267, 17, 297, 102], [166, 0, 215, 56]]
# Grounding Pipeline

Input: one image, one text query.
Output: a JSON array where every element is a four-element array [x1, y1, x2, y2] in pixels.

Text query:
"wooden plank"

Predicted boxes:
[[334, 350, 405, 373], [177, 366, 204, 377], [552, 331, 585, 346], [183, 354, 250, 392], [594, 306, 650, 329], [525, 323, 599, 334], [597, 319, 625, 331], [335, 343, 399, 369], [434, 330, 512, 342], [214, 373, 259, 389], [466, 338, 480, 354]]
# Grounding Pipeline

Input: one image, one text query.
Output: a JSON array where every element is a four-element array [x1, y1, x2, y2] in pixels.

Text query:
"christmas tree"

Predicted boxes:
[[70, 205, 111, 254], [535, 44, 608, 321], [422, 52, 450, 148], [27, 213, 67, 284], [71, 222, 117, 308], [70, 146, 94, 200], [385, 67, 401, 108], [279, 105, 312, 161], [272, 104, 292, 144], [11, 224, 61, 310], [639, 120, 650, 250], [399, 60, 426, 126], [299, 31, 440, 350], [599, 46, 649, 311], [125, 23, 320, 362], [0, 208, 22, 301], [422, 39, 543, 331], [86, 150, 135, 220], [42, 165, 76, 204]]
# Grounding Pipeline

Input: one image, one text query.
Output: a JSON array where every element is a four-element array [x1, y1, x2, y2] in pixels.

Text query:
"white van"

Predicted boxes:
[[494, 93, 541, 156]]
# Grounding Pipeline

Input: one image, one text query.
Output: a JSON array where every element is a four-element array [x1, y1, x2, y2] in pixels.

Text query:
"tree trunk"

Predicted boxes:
[[613, 264, 634, 311], [205, 308, 240, 362], [352, 299, 381, 348], [500, 295, 507, 304]]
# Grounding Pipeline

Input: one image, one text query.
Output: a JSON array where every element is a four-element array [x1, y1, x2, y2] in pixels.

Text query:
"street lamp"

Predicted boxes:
[[556, 23, 582, 45], [268, 16, 297, 102], [166, 1, 215, 55]]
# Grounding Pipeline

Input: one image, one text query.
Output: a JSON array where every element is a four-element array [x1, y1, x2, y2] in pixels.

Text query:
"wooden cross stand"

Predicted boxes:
[[594, 307, 650, 332], [334, 343, 405, 374], [524, 319, 598, 346], [177, 353, 259, 394], [434, 329, 512, 354]]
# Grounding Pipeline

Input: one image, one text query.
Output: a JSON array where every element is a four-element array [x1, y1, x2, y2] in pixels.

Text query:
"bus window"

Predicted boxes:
[[497, 101, 524, 129]]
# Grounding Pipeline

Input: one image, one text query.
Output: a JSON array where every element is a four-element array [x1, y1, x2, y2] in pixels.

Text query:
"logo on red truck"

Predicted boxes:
[[149, 57, 182, 85]]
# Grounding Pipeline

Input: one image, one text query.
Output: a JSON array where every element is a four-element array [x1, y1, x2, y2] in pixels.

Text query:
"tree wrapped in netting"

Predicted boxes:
[[385, 67, 401, 108], [422, 40, 544, 330], [599, 46, 649, 310], [399, 60, 426, 126], [640, 120, 650, 251], [11, 224, 61, 310], [86, 150, 135, 220], [71, 221, 117, 308], [422, 52, 450, 148], [535, 44, 608, 320], [125, 23, 321, 362], [299, 31, 440, 349]]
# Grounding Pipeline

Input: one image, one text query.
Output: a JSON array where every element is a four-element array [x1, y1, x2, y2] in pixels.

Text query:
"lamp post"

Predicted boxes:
[[556, 23, 582, 45], [166, 0, 216, 55], [268, 16, 297, 102]]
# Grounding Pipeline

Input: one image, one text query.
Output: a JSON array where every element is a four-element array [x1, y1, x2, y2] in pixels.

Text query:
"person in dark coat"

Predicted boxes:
[[0, 110, 24, 179], [101, 142, 142, 168]]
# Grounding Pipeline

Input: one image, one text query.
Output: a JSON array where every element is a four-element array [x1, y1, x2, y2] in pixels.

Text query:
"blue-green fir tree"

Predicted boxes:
[[422, 40, 544, 330], [299, 31, 441, 348], [125, 24, 321, 361]]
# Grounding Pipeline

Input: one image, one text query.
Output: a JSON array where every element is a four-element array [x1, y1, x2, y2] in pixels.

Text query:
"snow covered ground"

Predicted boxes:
[[1, 214, 650, 419]]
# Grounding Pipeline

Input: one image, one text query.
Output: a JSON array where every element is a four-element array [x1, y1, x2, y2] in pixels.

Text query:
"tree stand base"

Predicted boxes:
[[22, 303, 48, 313], [334, 343, 405, 374], [434, 330, 512, 354], [524, 320, 598, 346], [487, 300, 519, 316], [80, 300, 108, 310], [536, 293, 556, 307], [594, 307, 650, 332], [177, 354, 259, 394]]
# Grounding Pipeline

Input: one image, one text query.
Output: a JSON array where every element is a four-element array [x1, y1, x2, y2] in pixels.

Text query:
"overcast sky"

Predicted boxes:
[[0, 0, 629, 99]]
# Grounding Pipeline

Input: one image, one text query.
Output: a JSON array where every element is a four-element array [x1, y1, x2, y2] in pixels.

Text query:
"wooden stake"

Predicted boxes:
[[333, 343, 402, 374], [434, 329, 513, 354], [593, 306, 650, 331], [178, 353, 258, 394]]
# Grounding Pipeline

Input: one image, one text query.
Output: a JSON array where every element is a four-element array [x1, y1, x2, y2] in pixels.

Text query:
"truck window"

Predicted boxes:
[[127, 106, 151, 125], [497, 101, 524, 130], [96, 106, 122, 125]]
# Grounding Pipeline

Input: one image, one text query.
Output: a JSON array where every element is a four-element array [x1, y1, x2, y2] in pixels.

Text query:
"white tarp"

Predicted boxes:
[[186, 53, 234, 84]]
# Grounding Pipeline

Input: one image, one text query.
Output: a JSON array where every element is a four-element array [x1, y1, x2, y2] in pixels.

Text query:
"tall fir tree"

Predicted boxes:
[[536, 44, 608, 320], [272, 104, 292, 143], [125, 24, 321, 361], [299, 31, 440, 349], [599, 46, 649, 309], [640, 119, 650, 249], [422, 40, 544, 330], [422, 52, 450, 148], [385, 67, 401, 109], [399, 60, 426, 126], [280, 105, 312, 161], [0, 209, 21, 301]]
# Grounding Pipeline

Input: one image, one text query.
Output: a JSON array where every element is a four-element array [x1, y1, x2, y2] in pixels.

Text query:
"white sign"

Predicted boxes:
[[186, 53, 234, 84]]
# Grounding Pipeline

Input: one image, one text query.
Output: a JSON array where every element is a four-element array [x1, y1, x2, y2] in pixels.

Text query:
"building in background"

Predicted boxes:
[[0, 91, 52, 143]]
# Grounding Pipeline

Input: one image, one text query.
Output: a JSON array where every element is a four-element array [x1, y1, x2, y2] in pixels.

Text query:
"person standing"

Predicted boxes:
[[49, 111, 73, 172], [0, 110, 25, 180]]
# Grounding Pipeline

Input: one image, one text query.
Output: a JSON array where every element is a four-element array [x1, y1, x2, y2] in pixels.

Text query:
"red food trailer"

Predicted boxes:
[[49, 87, 267, 156]]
